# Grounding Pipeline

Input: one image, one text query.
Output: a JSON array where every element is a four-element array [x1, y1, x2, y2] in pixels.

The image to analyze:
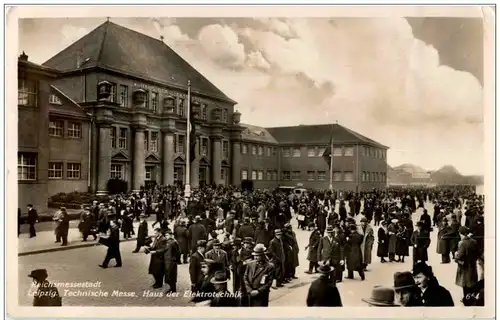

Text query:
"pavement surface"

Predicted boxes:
[[18, 201, 466, 307]]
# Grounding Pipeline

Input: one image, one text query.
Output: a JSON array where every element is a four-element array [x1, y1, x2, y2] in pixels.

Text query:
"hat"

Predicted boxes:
[[317, 263, 334, 274], [28, 269, 48, 281], [326, 225, 334, 233], [210, 270, 229, 284], [252, 243, 267, 256], [412, 262, 433, 278], [360, 217, 368, 223], [195, 215, 201, 221], [274, 229, 282, 235], [362, 286, 397, 307], [391, 218, 398, 223], [212, 239, 221, 247], [393, 271, 416, 291], [196, 240, 207, 248], [459, 226, 470, 235], [244, 237, 254, 244], [232, 237, 242, 245]]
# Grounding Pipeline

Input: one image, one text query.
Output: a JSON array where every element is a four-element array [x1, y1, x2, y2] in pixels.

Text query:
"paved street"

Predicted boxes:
[[18, 201, 465, 307]]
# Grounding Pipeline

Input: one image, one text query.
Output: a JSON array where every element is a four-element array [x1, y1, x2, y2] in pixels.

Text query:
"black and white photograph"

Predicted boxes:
[[6, 4, 494, 319]]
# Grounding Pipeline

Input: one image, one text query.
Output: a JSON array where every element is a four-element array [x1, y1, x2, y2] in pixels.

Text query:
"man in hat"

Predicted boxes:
[[26, 204, 38, 238], [306, 262, 343, 307], [206, 239, 230, 279], [437, 218, 453, 264], [174, 219, 189, 263], [99, 216, 122, 268], [393, 271, 422, 306], [283, 223, 299, 281], [419, 209, 432, 233], [345, 224, 365, 281], [209, 271, 241, 307], [305, 223, 322, 274], [188, 215, 208, 254], [229, 238, 244, 295], [358, 216, 374, 271], [145, 227, 167, 288], [79, 206, 96, 242], [362, 286, 397, 307], [317, 225, 344, 282], [189, 240, 207, 292], [53, 207, 70, 246], [237, 217, 255, 239], [454, 226, 479, 304], [411, 221, 431, 267], [267, 229, 285, 288], [28, 269, 62, 306], [412, 262, 454, 306], [164, 228, 181, 293], [244, 244, 275, 306], [132, 213, 149, 253]]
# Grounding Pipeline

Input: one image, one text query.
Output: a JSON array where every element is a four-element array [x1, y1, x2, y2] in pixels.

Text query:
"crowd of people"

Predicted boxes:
[[23, 184, 485, 307]]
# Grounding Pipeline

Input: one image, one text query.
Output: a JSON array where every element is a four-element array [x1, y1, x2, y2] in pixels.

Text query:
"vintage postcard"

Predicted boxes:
[[6, 4, 495, 319]]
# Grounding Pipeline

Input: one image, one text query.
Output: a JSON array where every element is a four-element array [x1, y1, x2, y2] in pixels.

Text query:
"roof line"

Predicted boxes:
[[96, 20, 110, 68], [51, 85, 88, 115]]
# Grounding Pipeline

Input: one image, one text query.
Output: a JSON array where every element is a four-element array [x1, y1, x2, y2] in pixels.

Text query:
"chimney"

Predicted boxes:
[[160, 35, 164, 42], [19, 51, 28, 61]]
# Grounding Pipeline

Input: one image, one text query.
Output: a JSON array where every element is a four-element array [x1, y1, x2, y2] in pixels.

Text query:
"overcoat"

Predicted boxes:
[[455, 236, 479, 288], [345, 232, 363, 271], [358, 225, 374, 264], [148, 235, 167, 275], [306, 276, 343, 307], [244, 260, 275, 306], [174, 225, 189, 254], [411, 229, 430, 262], [188, 223, 208, 252], [307, 229, 322, 262], [376, 227, 389, 258], [436, 225, 452, 254]]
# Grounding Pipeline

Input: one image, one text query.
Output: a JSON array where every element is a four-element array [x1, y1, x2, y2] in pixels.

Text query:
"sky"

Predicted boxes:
[[18, 16, 485, 175]]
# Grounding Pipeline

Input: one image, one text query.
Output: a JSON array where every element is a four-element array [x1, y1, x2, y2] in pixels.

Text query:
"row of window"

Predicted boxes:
[[18, 153, 82, 181], [49, 119, 82, 139], [48, 162, 81, 179], [282, 171, 330, 181], [283, 146, 329, 158], [18, 79, 37, 107], [108, 83, 229, 122], [241, 144, 277, 157], [362, 171, 387, 182], [174, 134, 229, 159], [241, 170, 278, 181], [361, 146, 386, 159]]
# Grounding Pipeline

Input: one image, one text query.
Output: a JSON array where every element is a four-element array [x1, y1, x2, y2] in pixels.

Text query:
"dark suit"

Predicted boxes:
[[27, 208, 38, 237], [268, 237, 285, 285], [134, 220, 148, 252], [164, 238, 181, 292], [189, 251, 205, 291], [101, 225, 122, 267], [188, 223, 208, 254], [206, 248, 230, 278], [148, 235, 168, 286], [411, 230, 430, 265], [317, 235, 344, 281], [306, 275, 343, 307], [244, 260, 275, 306]]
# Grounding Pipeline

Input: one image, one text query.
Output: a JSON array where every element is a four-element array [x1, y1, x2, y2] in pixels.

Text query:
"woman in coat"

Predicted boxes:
[[387, 219, 398, 262], [377, 221, 389, 263], [395, 222, 409, 263], [305, 223, 321, 274]]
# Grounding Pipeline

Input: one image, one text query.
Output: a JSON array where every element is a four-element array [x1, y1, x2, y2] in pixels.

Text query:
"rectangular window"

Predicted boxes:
[[222, 140, 229, 158], [18, 153, 37, 180], [222, 109, 228, 123], [333, 171, 342, 181], [272, 171, 277, 181], [344, 147, 354, 156], [110, 164, 123, 179], [241, 169, 248, 180], [201, 104, 208, 120], [292, 171, 301, 180], [333, 147, 343, 156], [68, 122, 82, 138], [49, 119, 64, 137], [307, 171, 315, 181], [317, 171, 326, 181], [151, 92, 158, 112], [283, 148, 291, 157], [251, 170, 257, 180], [220, 168, 225, 180], [266, 171, 272, 181], [293, 148, 301, 157], [242, 144, 248, 154], [178, 98, 185, 117], [251, 145, 257, 156], [18, 78, 37, 107], [109, 83, 117, 103], [110, 127, 117, 148], [361, 147, 366, 156], [266, 147, 271, 157], [201, 138, 208, 156], [258, 146, 264, 156], [272, 147, 276, 156], [150, 132, 158, 152], [119, 128, 128, 149], [144, 131, 149, 151], [362, 171, 366, 182], [119, 85, 128, 107], [317, 147, 326, 156], [144, 90, 150, 109], [177, 134, 185, 153], [344, 171, 354, 182], [308, 147, 316, 157], [145, 167, 152, 181], [49, 94, 62, 105], [67, 163, 81, 179], [48, 162, 63, 179], [282, 171, 291, 181], [258, 170, 263, 180]]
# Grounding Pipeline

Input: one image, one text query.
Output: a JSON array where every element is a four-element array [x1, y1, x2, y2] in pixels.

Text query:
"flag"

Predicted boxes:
[[189, 104, 197, 163], [323, 124, 334, 166]]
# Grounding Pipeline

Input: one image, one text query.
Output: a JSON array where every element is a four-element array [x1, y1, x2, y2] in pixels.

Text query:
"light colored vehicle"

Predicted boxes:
[[293, 188, 308, 197]]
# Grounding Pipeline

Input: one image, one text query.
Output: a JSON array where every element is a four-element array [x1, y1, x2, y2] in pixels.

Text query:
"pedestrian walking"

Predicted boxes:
[[164, 229, 181, 293], [344, 224, 365, 281], [411, 221, 430, 267], [132, 214, 149, 253], [98, 217, 122, 269], [305, 223, 321, 274], [27, 204, 38, 238], [377, 221, 389, 263]]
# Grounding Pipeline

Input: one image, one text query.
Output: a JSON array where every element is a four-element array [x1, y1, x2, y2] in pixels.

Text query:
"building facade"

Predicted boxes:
[[17, 21, 388, 211]]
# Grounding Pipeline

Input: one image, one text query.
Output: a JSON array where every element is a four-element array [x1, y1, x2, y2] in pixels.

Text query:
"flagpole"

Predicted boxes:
[[184, 81, 191, 201], [329, 124, 334, 191]]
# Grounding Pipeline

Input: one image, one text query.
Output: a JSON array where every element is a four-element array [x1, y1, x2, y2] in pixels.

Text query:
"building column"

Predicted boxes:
[[231, 141, 241, 186], [211, 136, 222, 185], [162, 130, 175, 186], [90, 120, 99, 193], [97, 124, 112, 195], [190, 136, 200, 188], [133, 128, 146, 192]]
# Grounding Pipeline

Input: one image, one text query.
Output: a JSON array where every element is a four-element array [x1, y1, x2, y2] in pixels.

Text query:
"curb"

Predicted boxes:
[[18, 237, 138, 257]]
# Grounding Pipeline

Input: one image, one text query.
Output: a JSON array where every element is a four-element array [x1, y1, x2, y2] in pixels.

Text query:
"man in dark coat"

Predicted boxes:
[[28, 269, 62, 306], [283, 224, 299, 280], [305, 223, 321, 274], [267, 229, 285, 287], [412, 262, 454, 306], [455, 226, 479, 303], [345, 225, 365, 281], [411, 221, 431, 267], [98, 217, 122, 268], [174, 220, 189, 263], [244, 244, 275, 307], [27, 204, 38, 238], [419, 209, 432, 233], [237, 217, 256, 239], [145, 228, 167, 288], [437, 218, 453, 263], [189, 240, 207, 292], [306, 264, 343, 307], [377, 221, 389, 263], [164, 229, 181, 293], [188, 216, 208, 254], [254, 220, 272, 247], [205, 239, 230, 279], [209, 271, 241, 307], [133, 214, 149, 253], [316, 207, 327, 235], [317, 225, 344, 282]]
